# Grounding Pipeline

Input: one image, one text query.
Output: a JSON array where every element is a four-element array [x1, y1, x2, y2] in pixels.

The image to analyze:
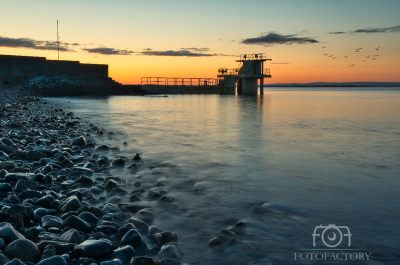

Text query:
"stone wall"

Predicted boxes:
[[0, 55, 108, 84]]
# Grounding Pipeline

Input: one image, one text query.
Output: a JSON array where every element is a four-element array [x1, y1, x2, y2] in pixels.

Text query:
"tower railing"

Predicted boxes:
[[218, 68, 271, 75], [239, 53, 267, 60]]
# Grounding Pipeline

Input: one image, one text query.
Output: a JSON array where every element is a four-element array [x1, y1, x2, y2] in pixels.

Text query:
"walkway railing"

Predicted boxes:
[[141, 77, 220, 86]]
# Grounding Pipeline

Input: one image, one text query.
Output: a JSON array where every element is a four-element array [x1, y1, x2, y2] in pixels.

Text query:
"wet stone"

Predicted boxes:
[[73, 239, 112, 259]]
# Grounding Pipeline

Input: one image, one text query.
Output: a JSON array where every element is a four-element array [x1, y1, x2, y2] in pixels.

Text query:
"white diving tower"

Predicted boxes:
[[217, 53, 271, 95]]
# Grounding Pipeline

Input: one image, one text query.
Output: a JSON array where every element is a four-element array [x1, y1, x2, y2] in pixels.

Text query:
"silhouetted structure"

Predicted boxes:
[[0, 54, 108, 84]]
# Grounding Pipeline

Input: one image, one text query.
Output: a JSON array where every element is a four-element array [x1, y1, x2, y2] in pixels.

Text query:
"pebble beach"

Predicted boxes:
[[0, 90, 241, 265]]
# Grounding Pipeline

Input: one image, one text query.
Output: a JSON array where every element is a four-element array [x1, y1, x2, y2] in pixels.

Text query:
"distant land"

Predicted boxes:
[[264, 82, 400, 87]]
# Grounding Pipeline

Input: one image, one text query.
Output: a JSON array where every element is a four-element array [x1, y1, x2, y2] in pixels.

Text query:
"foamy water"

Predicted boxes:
[[51, 88, 400, 264]]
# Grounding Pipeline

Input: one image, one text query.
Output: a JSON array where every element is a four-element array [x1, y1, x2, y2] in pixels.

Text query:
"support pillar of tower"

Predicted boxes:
[[260, 78, 264, 95]]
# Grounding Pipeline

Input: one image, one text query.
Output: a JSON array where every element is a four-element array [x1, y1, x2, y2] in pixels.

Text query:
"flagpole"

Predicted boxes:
[[57, 20, 59, 60]]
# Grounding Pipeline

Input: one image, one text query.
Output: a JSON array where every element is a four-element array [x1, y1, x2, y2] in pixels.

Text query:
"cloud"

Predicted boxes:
[[0, 36, 74, 51], [82, 47, 134, 55], [328, 25, 400, 34], [327, 31, 346, 35], [139, 48, 216, 57], [354, 25, 400, 33], [241, 32, 319, 45]]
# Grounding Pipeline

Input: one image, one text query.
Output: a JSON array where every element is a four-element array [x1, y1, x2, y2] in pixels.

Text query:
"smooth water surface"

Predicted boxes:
[[51, 88, 400, 264]]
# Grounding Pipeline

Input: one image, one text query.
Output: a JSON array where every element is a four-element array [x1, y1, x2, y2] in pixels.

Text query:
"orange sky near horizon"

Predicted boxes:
[[1, 0, 399, 84]]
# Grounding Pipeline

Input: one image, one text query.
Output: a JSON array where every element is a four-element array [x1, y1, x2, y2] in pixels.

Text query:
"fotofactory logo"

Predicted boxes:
[[294, 224, 371, 262]]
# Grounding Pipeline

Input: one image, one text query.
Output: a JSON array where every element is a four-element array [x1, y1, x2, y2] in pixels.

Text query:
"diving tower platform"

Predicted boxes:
[[141, 53, 272, 95]]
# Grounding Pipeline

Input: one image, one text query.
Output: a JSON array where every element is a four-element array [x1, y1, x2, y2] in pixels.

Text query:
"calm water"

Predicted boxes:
[[51, 88, 400, 265]]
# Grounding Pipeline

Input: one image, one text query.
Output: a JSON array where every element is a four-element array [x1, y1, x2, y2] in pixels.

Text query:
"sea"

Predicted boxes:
[[51, 87, 400, 265]]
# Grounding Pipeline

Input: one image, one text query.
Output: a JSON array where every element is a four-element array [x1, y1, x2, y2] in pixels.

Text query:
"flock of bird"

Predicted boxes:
[[321, 46, 380, 67]]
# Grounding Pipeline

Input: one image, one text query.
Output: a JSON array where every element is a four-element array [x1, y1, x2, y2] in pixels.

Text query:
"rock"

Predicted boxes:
[[117, 223, 135, 238], [129, 195, 140, 202], [0, 144, 16, 154], [0, 223, 24, 243], [4, 258, 25, 265], [120, 229, 148, 256], [133, 154, 141, 161], [0, 169, 8, 178], [100, 259, 123, 265], [208, 237, 223, 246], [36, 195, 55, 208], [62, 215, 91, 233], [111, 159, 125, 167], [23, 227, 39, 241], [73, 239, 112, 259], [0, 183, 12, 192], [105, 180, 120, 190], [135, 209, 154, 224], [60, 196, 81, 214], [215, 229, 237, 242], [25, 151, 46, 161], [78, 175, 94, 187], [78, 212, 99, 225], [71, 137, 87, 147], [37, 241, 76, 254], [59, 229, 83, 244], [0, 151, 9, 161], [148, 226, 163, 237], [103, 203, 121, 213], [130, 257, 156, 265], [36, 255, 68, 265], [97, 156, 110, 167], [124, 218, 149, 235], [156, 245, 182, 261], [69, 167, 93, 177], [18, 190, 42, 199], [0, 253, 9, 264], [41, 244, 56, 260], [151, 232, 178, 248], [4, 239, 41, 263], [228, 222, 246, 235], [41, 215, 63, 229], [6, 204, 34, 222], [5, 173, 35, 183], [110, 245, 135, 264], [96, 145, 109, 150]]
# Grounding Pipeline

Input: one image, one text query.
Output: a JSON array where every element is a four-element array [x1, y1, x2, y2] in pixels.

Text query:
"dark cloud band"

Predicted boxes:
[[82, 47, 134, 55], [241, 32, 318, 45], [0, 36, 72, 51], [140, 48, 215, 57]]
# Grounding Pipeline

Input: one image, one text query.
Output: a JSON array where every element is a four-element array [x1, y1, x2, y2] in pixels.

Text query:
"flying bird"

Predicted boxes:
[[362, 60, 366, 62], [323, 53, 329, 56], [322, 46, 327, 49], [350, 64, 354, 67], [375, 47, 380, 50], [344, 55, 348, 58], [365, 55, 371, 58], [332, 57, 337, 59]]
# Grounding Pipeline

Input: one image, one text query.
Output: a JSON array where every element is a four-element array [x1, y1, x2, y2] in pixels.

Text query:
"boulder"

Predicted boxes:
[[4, 238, 41, 263]]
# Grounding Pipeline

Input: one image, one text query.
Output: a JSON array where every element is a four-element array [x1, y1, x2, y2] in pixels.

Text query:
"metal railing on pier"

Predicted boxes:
[[141, 77, 220, 86]]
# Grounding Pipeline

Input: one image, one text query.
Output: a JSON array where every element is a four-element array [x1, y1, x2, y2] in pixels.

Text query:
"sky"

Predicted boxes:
[[1, 0, 400, 84]]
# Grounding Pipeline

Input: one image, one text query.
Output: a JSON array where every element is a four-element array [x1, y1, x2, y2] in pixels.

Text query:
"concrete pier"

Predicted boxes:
[[141, 53, 272, 95]]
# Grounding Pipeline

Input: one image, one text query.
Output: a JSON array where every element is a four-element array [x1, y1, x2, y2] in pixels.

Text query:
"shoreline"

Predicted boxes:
[[0, 90, 193, 265]]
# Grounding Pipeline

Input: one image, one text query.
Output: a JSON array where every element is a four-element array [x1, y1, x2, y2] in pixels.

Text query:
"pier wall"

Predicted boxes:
[[142, 85, 236, 95], [0, 55, 108, 84]]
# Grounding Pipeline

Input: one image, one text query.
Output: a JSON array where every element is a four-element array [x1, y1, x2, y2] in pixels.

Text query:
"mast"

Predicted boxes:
[[57, 20, 59, 60]]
